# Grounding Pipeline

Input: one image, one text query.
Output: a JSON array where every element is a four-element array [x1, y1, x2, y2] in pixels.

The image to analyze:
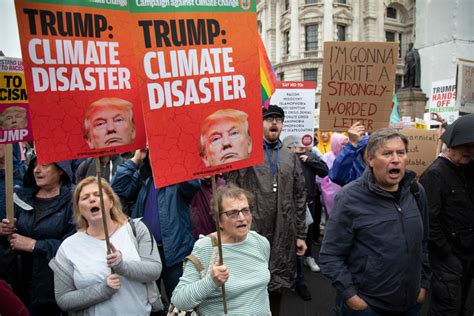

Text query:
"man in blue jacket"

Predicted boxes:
[[111, 149, 200, 302], [320, 128, 431, 315]]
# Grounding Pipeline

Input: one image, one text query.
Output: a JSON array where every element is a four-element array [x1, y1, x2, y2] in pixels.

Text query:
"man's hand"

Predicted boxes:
[[10, 233, 36, 252], [0, 218, 17, 236], [346, 295, 368, 310], [106, 273, 121, 290], [347, 122, 365, 148], [299, 155, 308, 163], [131, 149, 147, 165], [416, 288, 427, 304], [296, 239, 307, 256], [211, 263, 229, 286]]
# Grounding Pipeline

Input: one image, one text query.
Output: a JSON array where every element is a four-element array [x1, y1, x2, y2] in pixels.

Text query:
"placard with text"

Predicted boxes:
[[15, 0, 146, 163], [401, 128, 439, 177], [130, 2, 263, 187], [270, 81, 315, 147], [320, 42, 397, 132], [0, 57, 34, 144]]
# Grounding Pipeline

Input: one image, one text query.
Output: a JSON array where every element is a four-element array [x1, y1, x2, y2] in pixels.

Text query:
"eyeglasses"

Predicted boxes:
[[221, 207, 252, 219], [264, 116, 283, 123]]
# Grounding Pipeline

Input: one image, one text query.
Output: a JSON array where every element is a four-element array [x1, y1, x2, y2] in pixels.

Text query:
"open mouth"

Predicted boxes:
[[90, 207, 100, 214], [270, 127, 279, 132], [388, 168, 401, 177], [236, 223, 247, 229]]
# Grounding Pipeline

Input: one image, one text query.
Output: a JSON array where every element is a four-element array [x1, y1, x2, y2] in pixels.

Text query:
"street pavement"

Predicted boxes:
[[278, 244, 474, 316]]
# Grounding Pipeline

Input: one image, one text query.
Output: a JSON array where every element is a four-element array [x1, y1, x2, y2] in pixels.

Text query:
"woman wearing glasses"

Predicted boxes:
[[171, 184, 271, 315]]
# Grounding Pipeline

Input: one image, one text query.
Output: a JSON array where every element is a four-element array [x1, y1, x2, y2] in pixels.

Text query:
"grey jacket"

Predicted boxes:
[[49, 220, 161, 315], [226, 140, 306, 291], [320, 168, 431, 312]]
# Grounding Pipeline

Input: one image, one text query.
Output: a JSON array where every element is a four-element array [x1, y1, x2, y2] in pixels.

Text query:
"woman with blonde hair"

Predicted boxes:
[[49, 176, 162, 315]]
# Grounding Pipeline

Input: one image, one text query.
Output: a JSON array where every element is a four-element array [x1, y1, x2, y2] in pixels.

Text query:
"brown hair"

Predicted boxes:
[[73, 176, 128, 231]]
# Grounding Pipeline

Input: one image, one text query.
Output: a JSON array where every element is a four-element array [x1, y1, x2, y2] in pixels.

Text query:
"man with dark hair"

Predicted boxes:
[[226, 105, 307, 315], [320, 128, 431, 315], [420, 114, 474, 315]]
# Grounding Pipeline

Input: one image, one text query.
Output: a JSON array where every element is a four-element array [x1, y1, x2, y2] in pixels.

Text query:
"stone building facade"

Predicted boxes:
[[257, 0, 416, 108]]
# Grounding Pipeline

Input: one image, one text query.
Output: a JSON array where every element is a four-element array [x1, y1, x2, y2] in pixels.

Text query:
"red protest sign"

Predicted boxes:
[[320, 42, 397, 132], [0, 57, 34, 144], [131, 4, 263, 187], [15, 0, 146, 163]]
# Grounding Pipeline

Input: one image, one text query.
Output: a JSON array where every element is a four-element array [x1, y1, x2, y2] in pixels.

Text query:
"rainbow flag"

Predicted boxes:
[[258, 36, 277, 108]]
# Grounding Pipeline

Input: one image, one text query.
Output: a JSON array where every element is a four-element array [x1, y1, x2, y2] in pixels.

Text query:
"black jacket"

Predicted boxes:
[[296, 151, 328, 198], [320, 168, 431, 312], [420, 157, 474, 259], [13, 159, 75, 307]]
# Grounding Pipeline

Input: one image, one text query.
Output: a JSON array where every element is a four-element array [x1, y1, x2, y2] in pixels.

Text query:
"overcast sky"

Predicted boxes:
[[1, 0, 22, 58]]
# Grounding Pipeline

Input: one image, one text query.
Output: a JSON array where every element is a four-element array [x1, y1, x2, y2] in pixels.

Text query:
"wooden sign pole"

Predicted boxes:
[[95, 158, 112, 257], [211, 175, 228, 314], [5, 144, 14, 221]]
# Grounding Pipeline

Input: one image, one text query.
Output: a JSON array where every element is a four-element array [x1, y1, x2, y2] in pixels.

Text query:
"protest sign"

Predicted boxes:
[[131, 2, 263, 187], [429, 78, 459, 124], [401, 128, 439, 177], [270, 81, 315, 147], [456, 59, 474, 113], [320, 42, 397, 132], [15, 0, 146, 163], [0, 57, 33, 144]]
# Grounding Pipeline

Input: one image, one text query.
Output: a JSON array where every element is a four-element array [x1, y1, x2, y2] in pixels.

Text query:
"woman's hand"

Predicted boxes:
[[0, 218, 17, 236], [106, 243, 123, 267], [211, 263, 229, 286], [106, 273, 121, 290], [10, 233, 36, 252]]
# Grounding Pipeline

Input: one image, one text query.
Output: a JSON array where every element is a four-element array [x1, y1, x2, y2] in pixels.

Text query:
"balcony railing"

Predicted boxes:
[[304, 50, 320, 58]]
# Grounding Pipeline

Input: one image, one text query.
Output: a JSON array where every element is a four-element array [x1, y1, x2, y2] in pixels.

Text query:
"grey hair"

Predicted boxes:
[[211, 183, 254, 221], [365, 128, 409, 159]]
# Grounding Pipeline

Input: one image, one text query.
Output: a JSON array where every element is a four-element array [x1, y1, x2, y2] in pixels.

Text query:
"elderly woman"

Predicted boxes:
[[0, 156, 75, 315], [171, 184, 271, 315], [49, 176, 162, 315]]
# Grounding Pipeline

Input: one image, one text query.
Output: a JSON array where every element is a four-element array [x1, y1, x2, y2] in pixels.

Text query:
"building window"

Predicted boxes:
[[387, 7, 397, 19], [305, 0, 318, 4], [284, 30, 290, 55], [386, 31, 396, 42], [337, 24, 346, 41], [303, 69, 317, 82], [258, 21, 262, 34], [278, 72, 285, 81], [305, 25, 318, 51], [336, 0, 346, 4], [284, 0, 289, 11]]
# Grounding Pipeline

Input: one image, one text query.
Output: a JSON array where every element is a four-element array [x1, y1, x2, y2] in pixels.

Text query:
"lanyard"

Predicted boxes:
[[264, 141, 280, 176]]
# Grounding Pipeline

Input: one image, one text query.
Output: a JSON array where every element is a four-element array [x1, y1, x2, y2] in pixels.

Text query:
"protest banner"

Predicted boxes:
[[429, 78, 459, 124], [130, 2, 263, 187], [15, 0, 146, 163], [401, 128, 439, 177], [270, 81, 316, 147], [0, 57, 33, 144], [320, 42, 397, 132], [456, 59, 474, 113]]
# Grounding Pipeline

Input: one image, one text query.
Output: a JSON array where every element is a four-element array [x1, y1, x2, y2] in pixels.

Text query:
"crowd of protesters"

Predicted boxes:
[[0, 105, 473, 316]]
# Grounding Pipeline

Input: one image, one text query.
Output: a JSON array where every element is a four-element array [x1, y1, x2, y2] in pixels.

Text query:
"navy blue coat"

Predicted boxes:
[[111, 159, 200, 267], [320, 168, 431, 312], [13, 159, 75, 307]]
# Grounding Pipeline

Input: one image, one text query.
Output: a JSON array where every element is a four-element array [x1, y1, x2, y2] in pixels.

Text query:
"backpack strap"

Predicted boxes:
[[128, 217, 155, 255], [185, 254, 204, 274], [409, 180, 422, 212]]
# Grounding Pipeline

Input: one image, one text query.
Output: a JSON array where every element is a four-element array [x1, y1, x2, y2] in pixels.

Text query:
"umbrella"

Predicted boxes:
[[440, 114, 474, 147]]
